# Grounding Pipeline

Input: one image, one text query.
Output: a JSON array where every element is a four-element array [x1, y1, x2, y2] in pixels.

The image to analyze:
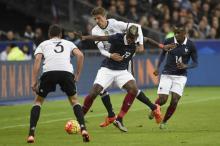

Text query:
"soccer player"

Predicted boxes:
[[151, 25, 198, 129], [75, 25, 169, 132], [88, 7, 144, 127], [86, 7, 172, 128], [26, 24, 90, 143]]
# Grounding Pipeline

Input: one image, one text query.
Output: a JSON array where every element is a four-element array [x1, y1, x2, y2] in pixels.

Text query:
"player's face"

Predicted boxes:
[[93, 14, 107, 28], [174, 28, 186, 43], [126, 35, 137, 45]]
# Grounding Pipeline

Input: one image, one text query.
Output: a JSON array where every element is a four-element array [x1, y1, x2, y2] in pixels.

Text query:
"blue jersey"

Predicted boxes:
[[160, 37, 198, 76], [101, 33, 136, 70]]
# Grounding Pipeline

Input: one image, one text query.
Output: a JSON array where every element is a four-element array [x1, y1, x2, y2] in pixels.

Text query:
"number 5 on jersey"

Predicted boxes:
[[54, 42, 64, 53]]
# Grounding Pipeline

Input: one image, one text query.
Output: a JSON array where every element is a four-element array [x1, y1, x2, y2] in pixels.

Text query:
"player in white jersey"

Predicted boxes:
[[26, 25, 90, 143]]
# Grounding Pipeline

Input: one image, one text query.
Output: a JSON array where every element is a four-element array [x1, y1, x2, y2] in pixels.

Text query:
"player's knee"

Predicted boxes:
[[89, 84, 102, 99], [159, 95, 168, 105], [34, 96, 44, 105], [171, 97, 180, 106], [89, 89, 100, 99], [127, 88, 138, 96], [70, 96, 78, 105]]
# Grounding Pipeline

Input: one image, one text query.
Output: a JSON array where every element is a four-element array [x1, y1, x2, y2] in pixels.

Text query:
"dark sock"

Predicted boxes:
[[136, 91, 156, 111], [29, 105, 41, 136], [73, 104, 86, 131], [163, 104, 177, 123], [101, 92, 115, 117], [82, 95, 94, 115], [117, 92, 136, 119]]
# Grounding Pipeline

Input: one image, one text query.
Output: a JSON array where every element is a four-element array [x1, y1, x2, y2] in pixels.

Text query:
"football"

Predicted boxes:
[[65, 120, 80, 134]]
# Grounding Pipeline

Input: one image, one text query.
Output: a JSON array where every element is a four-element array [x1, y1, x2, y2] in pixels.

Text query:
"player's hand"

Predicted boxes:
[[31, 81, 38, 93], [177, 62, 187, 69], [110, 53, 123, 62], [153, 69, 159, 76], [163, 43, 176, 51]]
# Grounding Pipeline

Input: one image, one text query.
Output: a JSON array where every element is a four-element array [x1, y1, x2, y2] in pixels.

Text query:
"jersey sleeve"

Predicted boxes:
[[92, 27, 111, 58], [111, 19, 129, 32], [91, 27, 100, 45], [34, 43, 43, 56], [69, 41, 77, 51]]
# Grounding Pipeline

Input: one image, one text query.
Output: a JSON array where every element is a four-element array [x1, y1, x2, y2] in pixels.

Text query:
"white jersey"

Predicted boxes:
[[34, 38, 77, 73], [91, 18, 144, 58]]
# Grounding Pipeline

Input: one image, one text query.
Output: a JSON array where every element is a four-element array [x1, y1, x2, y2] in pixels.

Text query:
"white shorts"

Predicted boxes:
[[157, 74, 187, 96], [94, 67, 135, 90]]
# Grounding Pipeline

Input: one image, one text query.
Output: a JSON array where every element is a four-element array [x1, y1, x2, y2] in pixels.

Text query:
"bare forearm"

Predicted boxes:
[[144, 37, 163, 48], [75, 54, 84, 78], [32, 61, 41, 82], [82, 35, 109, 41]]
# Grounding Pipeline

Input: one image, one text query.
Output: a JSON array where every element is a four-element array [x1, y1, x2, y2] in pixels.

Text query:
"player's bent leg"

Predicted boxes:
[[162, 92, 181, 124], [82, 84, 103, 115], [100, 90, 115, 118], [27, 96, 44, 143], [113, 80, 138, 132], [99, 90, 116, 127], [68, 95, 90, 142]]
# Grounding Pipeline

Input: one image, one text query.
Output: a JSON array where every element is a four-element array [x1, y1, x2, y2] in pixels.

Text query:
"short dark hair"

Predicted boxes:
[[48, 24, 62, 38], [127, 25, 139, 38], [91, 7, 106, 16]]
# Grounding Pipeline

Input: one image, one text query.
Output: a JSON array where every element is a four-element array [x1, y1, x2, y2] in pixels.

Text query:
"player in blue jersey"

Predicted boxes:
[[74, 25, 174, 132], [150, 25, 198, 129]]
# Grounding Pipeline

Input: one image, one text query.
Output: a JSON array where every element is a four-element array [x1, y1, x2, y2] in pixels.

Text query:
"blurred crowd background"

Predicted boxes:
[[0, 0, 219, 61]]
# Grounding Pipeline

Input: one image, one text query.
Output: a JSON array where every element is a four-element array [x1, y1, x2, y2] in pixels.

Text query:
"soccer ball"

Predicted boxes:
[[65, 120, 80, 134]]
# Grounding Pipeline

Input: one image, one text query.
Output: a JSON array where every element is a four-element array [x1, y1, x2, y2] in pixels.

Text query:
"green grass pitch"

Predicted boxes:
[[0, 87, 220, 146]]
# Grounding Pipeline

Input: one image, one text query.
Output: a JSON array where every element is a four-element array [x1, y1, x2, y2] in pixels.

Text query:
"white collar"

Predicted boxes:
[[50, 37, 61, 40], [124, 35, 128, 45], [174, 36, 187, 45]]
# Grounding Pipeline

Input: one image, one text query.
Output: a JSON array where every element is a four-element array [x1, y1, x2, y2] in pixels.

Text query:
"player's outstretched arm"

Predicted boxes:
[[72, 48, 84, 82], [82, 35, 109, 41], [144, 37, 176, 51], [73, 32, 109, 41], [32, 54, 43, 92]]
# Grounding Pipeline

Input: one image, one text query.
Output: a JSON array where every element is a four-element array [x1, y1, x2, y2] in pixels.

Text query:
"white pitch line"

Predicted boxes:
[[0, 96, 219, 130], [0, 111, 67, 122]]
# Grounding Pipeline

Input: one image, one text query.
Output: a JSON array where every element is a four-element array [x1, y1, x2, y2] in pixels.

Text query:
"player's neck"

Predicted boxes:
[[51, 36, 61, 40], [99, 20, 108, 29]]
